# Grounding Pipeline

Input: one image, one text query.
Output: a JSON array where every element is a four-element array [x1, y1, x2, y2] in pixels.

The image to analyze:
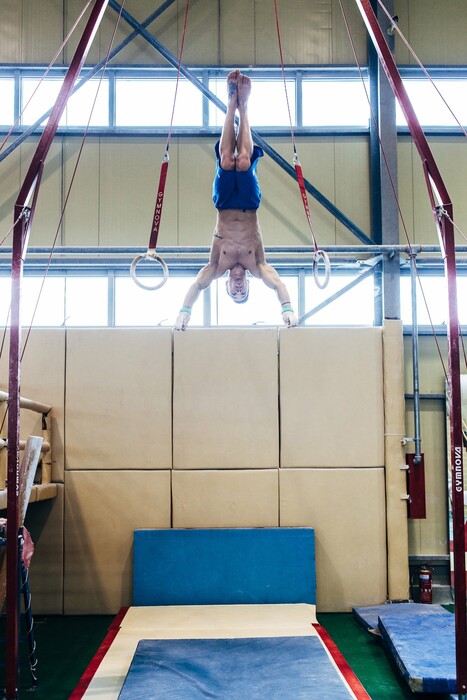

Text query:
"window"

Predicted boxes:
[[302, 80, 370, 127], [115, 79, 203, 127], [115, 276, 203, 326], [21, 77, 109, 127], [396, 80, 467, 128], [65, 277, 108, 326], [21, 277, 65, 326], [1, 68, 466, 131], [303, 274, 375, 325], [209, 78, 296, 128], [0, 79, 14, 125], [400, 276, 467, 326]]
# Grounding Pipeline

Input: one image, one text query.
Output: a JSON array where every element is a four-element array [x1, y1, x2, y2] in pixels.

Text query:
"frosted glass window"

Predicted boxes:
[[0, 278, 11, 327], [22, 277, 65, 326], [209, 78, 296, 127], [401, 276, 467, 326], [65, 277, 108, 326], [303, 274, 374, 325], [0, 79, 14, 125], [216, 274, 298, 326], [397, 80, 467, 127], [302, 80, 370, 127], [115, 275, 203, 326], [21, 78, 109, 127], [116, 79, 203, 127]]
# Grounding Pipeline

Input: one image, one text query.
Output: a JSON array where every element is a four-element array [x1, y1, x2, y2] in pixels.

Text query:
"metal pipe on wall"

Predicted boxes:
[[410, 254, 422, 463]]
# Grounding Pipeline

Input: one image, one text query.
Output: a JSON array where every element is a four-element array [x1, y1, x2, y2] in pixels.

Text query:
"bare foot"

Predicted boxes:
[[237, 73, 251, 109], [226, 70, 239, 105]]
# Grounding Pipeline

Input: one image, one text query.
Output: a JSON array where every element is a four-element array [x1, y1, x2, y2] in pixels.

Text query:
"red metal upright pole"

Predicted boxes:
[[6, 2, 109, 697], [353, 1, 466, 693]]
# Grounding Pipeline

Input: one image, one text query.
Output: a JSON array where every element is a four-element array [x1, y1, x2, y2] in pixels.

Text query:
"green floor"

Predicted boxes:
[[0, 610, 456, 700]]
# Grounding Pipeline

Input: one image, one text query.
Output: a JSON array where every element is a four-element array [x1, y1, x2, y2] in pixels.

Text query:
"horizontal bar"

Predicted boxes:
[[2, 245, 467, 255], [0, 439, 50, 453], [0, 391, 51, 415]]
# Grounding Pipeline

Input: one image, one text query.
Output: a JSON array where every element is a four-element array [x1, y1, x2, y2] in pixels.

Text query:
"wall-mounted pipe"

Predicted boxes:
[[410, 254, 422, 463]]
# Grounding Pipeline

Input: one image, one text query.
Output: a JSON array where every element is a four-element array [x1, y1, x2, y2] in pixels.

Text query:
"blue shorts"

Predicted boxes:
[[212, 141, 264, 210]]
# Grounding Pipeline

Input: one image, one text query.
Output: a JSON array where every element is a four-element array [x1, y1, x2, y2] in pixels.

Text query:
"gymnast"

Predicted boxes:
[[175, 70, 298, 330]]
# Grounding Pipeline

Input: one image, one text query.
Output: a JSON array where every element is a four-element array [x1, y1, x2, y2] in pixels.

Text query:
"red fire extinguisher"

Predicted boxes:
[[419, 566, 432, 604]]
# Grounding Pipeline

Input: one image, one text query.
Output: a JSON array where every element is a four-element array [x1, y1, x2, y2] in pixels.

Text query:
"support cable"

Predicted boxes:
[[339, 0, 448, 378], [273, 0, 330, 289], [353, 0, 466, 692], [130, 0, 191, 291], [21, 2, 128, 363], [376, 0, 467, 140], [0, 0, 94, 155]]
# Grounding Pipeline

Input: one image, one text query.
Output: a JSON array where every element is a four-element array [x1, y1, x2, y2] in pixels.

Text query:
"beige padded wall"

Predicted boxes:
[[0, 329, 65, 613], [405, 335, 450, 558], [382, 320, 409, 600], [0, 329, 66, 483], [280, 468, 387, 611], [25, 485, 64, 613], [172, 470, 279, 528], [173, 329, 279, 469], [66, 329, 172, 470], [64, 470, 171, 614], [396, 0, 467, 65], [280, 327, 384, 467]]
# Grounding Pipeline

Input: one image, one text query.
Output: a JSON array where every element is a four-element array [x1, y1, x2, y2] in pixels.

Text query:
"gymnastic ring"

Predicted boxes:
[[313, 250, 331, 289], [130, 252, 169, 291]]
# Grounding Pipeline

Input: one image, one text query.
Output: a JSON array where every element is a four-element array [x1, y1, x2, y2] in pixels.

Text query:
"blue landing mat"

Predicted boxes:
[[379, 611, 456, 693], [353, 602, 450, 631], [117, 636, 354, 700], [133, 528, 315, 606]]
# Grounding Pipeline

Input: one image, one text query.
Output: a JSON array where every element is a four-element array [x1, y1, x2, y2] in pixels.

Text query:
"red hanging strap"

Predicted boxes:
[[131, 0, 190, 290], [148, 156, 169, 252], [273, 0, 330, 288]]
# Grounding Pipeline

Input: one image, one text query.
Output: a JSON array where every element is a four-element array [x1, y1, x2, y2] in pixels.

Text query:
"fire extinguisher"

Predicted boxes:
[[419, 566, 432, 604]]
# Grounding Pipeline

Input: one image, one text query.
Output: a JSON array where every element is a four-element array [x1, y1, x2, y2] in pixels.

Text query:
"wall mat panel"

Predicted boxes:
[[172, 469, 279, 528], [280, 327, 384, 468], [280, 467, 387, 611], [64, 470, 171, 614], [66, 328, 172, 470], [0, 328, 66, 483], [173, 328, 279, 469]]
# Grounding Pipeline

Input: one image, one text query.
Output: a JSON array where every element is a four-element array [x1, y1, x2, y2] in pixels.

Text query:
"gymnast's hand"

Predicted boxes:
[[282, 310, 298, 328], [174, 310, 191, 331]]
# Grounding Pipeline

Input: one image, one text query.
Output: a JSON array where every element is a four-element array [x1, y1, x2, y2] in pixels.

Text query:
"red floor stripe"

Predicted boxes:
[[313, 623, 372, 700], [69, 607, 129, 700]]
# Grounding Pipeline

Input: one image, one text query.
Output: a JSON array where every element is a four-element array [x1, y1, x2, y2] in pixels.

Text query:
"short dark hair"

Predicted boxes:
[[225, 278, 250, 304]]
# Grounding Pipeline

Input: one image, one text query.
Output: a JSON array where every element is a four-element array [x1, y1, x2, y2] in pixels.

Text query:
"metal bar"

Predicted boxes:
[[6, 210, 25, 700], [0, 0, 177, 164], [298, 256, 382, 323], [6, 3, 109, 697], [109, 0, 373, 246], [2, 244, 467, 255], [410, 254, 422, 462], [354, 1, 467, 693], [0, 391, 51, 415]]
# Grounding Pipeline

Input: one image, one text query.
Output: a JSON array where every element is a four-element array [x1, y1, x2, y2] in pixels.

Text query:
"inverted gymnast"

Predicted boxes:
[[175, 70, 298, 330]]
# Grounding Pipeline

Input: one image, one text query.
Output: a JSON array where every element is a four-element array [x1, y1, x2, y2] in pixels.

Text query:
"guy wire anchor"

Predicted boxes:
[[386, 15, 398, 36]]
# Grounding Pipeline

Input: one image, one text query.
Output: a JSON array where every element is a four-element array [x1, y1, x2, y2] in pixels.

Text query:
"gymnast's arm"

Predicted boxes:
[[174, 262, 218, 330], [257, 261, 298, 327]]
